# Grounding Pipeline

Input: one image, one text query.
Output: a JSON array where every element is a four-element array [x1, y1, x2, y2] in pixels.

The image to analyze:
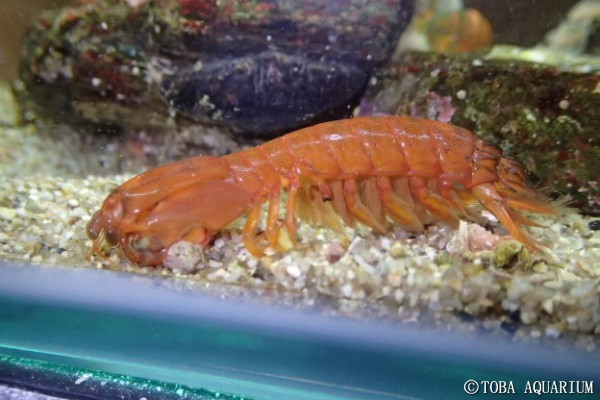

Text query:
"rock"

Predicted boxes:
[[19, 0, 414, 138], [360, 51, 600, 214]]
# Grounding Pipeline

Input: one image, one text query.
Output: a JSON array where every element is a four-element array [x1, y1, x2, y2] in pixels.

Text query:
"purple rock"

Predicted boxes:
[[19, 0, 414, 137]]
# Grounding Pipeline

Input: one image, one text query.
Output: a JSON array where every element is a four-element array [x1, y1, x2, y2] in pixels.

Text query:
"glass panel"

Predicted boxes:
[[1, 261, 597, 399]]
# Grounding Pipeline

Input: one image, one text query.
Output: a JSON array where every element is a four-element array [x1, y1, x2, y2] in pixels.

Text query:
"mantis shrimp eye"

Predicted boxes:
[[89, 195, 124, 243], [105, 229, 120, 246], [86, 211, 102, 240]]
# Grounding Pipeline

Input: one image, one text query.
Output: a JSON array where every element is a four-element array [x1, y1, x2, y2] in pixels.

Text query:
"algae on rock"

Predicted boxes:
[[361, 51, 600, 215]]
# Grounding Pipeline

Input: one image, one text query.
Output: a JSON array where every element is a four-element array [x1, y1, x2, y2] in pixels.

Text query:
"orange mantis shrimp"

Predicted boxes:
[[87, 115, 555, 266]]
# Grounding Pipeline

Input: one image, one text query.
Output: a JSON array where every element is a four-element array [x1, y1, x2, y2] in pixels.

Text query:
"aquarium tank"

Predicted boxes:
[[0, 0, 598, 399]]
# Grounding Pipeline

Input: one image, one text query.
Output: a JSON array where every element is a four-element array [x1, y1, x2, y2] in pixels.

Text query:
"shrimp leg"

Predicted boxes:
[[343, 179, 386, 231], [409, 177, 458, 221], [376, 176, 423, 231], [242, 203, 266, 256], [265, 191, 281, 248], [285, 181, 299, 245]]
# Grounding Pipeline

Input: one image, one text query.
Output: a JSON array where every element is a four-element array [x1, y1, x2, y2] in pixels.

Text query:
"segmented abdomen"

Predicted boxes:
[[225, 116, 479, 190], [223, 115, 552, 253]]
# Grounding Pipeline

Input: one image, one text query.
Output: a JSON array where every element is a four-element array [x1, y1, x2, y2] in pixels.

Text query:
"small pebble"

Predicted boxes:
[[0, 207, 17, 220], [286, 265, 302, 278], [500, 321, 519, 333], [341, 284, 353, 298], [545, 325, 562, 338], [558, 99, 569, 110], [327, 242, 345, 263]]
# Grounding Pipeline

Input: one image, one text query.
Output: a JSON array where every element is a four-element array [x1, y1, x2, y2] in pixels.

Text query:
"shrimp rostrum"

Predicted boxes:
[[87, 116, 555, 266]]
